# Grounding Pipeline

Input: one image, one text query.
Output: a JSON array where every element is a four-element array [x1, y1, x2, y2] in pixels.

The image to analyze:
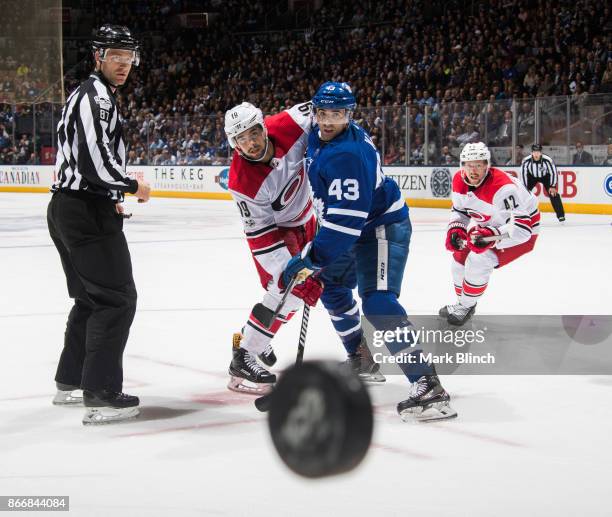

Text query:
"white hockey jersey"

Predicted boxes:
[[449, 167, 540, 249], [228, 102, 314, 285]]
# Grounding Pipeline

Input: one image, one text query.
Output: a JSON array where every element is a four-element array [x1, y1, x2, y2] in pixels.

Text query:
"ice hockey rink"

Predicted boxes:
[[1, 192, 611, 517]]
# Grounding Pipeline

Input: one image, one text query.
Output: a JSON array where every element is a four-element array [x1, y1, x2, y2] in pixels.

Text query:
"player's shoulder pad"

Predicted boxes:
[[266, 107, 309, 154], [286, 102, 313, 126], [228, 154, 271, 199], [323, 149, 365, 179], [484, 167, 516, 204], [452, 170, 469, 194]]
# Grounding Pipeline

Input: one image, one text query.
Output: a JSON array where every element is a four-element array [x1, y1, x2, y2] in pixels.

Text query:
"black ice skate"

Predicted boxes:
[[397, 372, 457, 422], [258, 342, 277, 367], [228, 333, 276, 395], [233, 332, 277, 367], [439, 303, 476, 325], [52, 382, 83, 406], [343, 338, 386, 383], [82, 390, 140, 425]]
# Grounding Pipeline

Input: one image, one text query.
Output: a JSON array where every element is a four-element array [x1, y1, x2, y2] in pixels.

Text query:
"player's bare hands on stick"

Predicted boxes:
[[548, 187, 558, 197], [135, 179, 151, 203]]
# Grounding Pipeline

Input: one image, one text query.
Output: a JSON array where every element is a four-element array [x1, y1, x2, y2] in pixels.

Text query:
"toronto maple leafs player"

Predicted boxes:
[[282, 82, 457, 421]]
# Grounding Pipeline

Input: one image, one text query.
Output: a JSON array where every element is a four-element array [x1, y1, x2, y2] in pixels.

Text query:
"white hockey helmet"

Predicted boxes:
[[224, 102, 266, 149], [460, 142, 491, 167]]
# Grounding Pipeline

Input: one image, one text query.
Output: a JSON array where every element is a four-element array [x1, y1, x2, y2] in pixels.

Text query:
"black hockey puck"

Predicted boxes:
[[268, 361, 373, 478]]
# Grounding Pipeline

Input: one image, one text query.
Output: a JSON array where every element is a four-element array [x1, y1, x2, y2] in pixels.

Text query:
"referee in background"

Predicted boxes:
[[47, 24, 151, 425], [520, 144, 565, 222]]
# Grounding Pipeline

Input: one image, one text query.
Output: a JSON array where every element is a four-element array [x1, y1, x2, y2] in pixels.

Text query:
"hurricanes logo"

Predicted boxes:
[[466, 208, 491, 223], [272, 169, 304, 211]]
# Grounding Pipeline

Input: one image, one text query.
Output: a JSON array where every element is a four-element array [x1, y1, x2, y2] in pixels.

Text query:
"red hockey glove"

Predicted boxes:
[[467, 225, 501, 253], [291, 275, 324, 307], [445, 222, 468, 251]]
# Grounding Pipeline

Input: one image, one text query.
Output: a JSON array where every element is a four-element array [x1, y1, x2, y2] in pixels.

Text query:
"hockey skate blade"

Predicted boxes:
[[227, 376, 274, 396], [52, 390, 84, 406], [399, 402, 457, 423], [82, 406, 140, 425], [360, 372, 386, 384]]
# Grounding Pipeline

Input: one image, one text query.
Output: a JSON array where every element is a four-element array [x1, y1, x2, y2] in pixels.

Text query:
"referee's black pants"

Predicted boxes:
[[47, 191, 137, 393], [526, 174, 565, 220]]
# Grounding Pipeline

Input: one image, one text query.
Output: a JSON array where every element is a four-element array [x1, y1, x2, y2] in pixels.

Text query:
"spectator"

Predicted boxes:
[[494, 110, 513, 146], [572, 141, 594, 164], [601, 143, 612, 166], [156, 146, 176, 166], [384, 144, 401, 165], [439, 145, 458, 165], [506, 145, 526, 165]]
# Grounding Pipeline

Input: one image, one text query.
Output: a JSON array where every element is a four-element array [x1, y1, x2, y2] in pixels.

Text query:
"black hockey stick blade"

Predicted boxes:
[[254, 391, 273, 412]]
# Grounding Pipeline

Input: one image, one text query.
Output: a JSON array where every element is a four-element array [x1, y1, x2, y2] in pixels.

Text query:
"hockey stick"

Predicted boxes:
[[257, 275, 299, 329], [458, 232, 509, 248], [254, 303, 310, 413]]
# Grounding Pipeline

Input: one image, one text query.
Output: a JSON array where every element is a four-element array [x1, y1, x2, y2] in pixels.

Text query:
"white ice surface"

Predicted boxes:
[[1, 193, 611, 517]]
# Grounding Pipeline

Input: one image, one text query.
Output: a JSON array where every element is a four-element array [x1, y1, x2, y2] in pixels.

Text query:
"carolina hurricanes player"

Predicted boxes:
[[440, 142, 540, 325], [224, 101, 323, 394]]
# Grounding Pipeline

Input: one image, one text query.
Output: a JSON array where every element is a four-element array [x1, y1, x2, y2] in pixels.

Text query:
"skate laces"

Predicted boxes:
[[450, 303, 472, 317], [245, 351, 266, 374], [411, 376, 429, 398], [262, 343, 273, 357]]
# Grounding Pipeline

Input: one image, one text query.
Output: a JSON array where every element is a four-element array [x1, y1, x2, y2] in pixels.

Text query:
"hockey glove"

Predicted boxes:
[[467, 225, 500, 253], [291, 275, 324, 306], [281, 242, 321, 288], [445, 222, 468, 251]]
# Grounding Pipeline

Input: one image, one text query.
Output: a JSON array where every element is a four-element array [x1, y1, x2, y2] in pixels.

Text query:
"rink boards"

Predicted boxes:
[[1, 164, 611, 214]]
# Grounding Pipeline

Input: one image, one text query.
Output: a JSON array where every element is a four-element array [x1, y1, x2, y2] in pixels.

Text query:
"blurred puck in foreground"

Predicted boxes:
[[268, 361, 373, 478]]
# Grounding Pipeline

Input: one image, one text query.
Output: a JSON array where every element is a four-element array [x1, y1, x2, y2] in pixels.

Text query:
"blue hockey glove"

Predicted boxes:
[[281, 242, 321, 288]]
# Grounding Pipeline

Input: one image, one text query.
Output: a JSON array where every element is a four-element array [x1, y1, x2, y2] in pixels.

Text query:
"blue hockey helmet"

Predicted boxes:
[[312, 82, 356, 110]]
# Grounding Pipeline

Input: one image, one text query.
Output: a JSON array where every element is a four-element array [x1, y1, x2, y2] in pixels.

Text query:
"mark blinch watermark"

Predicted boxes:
[[372, 326, 494, 365], [362, 315, 612, 375]]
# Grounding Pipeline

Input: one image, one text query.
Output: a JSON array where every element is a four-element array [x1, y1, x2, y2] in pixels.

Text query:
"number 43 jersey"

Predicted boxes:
[[305, 121, 408, 267], [449, 167, 540, 249]]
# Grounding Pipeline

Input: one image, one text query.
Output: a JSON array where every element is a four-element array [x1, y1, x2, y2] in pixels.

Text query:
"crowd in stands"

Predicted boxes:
[[1, 0, 611, 165]]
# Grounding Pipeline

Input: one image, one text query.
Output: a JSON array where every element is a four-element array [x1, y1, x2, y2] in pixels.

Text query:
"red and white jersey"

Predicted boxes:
[[449, 167, 540, 249], [228, 102, 314, 285]]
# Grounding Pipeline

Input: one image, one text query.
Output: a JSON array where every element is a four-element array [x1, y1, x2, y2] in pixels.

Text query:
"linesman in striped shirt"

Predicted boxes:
[[520, 144, 565, 222], [47, 24, 151, 425]]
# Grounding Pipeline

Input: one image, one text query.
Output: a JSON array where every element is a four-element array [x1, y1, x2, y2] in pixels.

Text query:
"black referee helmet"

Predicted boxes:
[[92, 24, 140, 66]]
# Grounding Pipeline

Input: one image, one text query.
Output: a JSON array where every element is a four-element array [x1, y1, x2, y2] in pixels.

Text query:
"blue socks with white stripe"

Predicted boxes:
[[362, 291, 434, 382], [328, 300, 362, 354]]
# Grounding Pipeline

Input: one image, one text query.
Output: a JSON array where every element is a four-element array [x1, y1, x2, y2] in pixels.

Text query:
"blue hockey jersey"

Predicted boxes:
[[306, 121, 408, 267]]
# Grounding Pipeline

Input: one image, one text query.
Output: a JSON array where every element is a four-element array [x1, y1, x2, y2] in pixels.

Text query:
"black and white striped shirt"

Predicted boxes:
[[52, 72, 138, 201], [520, 153, 558, 187]]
